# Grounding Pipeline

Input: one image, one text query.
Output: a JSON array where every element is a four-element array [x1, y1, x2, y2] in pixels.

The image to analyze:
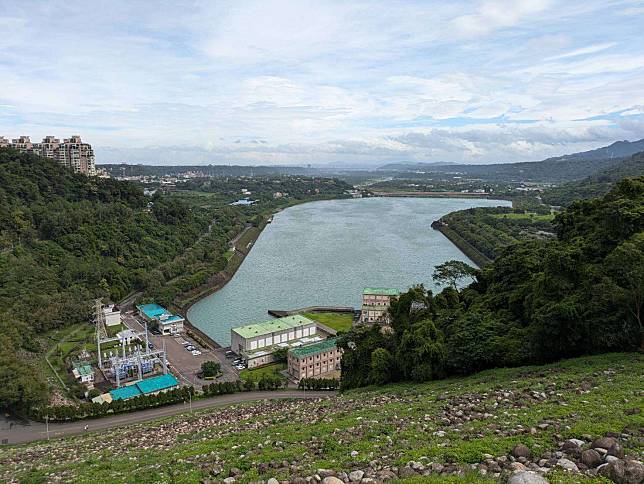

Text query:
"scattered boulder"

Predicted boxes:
[[228, 468, 242, 477], [398, 466, 417, 478], [507, 471, 550, 484], [350, 450, 359, 458], [291, 478, 308, 484], [349, 470, 364, 482], [608, 442, 625, 459], [317, 469, 336, 478], [557, 458, 579, 473], [592, 437, 617, 450], [512, 444, 531, 459], [322, 478, 344, 484], [222, 478, 236, 484], [267, 479, 279, 484], [581, 449, 602, 468], [598, 459, 644, 483]]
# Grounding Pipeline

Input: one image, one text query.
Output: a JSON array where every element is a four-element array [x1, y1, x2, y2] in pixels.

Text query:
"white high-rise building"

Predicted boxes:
[[2, 135, 96, 176]]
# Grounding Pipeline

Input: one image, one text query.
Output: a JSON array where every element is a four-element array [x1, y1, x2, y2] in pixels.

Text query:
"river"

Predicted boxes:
[[188, 197, 511, 346]]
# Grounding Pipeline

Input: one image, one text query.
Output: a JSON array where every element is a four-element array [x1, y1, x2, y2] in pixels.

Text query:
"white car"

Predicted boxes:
[[191, 350, 202, 356], [235, 364, 245, 370]]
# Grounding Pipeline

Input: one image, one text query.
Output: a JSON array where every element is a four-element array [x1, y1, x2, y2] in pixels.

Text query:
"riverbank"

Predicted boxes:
[[177, 196, 350, 347], [431, 220, 493, 267]]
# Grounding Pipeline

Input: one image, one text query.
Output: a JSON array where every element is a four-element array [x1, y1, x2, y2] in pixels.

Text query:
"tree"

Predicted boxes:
[[370, 348, 394, 385], [432, 260, 478, 288], [200, 361, 221, 378]]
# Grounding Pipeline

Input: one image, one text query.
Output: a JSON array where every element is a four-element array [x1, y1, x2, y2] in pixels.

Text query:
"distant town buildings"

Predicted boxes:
[[287, 337, 342, 381], [360, 287, 400, 324], [0, 135, 96, 175]]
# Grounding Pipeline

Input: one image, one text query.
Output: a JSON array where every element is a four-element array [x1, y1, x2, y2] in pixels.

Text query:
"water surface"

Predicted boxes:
[[188, 197, 511, 345]]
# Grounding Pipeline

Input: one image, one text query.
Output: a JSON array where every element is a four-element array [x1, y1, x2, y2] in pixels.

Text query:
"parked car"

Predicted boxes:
[[186, 345, 196, 352], [150, 327, 161, 335], [192, 350, 202, 356], [148, 343, 154, 350]]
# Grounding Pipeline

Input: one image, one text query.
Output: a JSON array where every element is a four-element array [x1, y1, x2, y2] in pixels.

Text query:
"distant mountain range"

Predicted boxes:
[[541, 151, 644, 206], [378, 138, 644, 182]]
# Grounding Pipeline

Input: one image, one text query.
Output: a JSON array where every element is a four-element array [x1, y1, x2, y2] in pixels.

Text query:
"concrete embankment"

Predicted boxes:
[[430, 220, 492, 268]]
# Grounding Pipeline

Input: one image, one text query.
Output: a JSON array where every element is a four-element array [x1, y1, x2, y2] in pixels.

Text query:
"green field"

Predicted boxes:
[[491, 212, 555, 222], [4, 352, 641, 483], [239, 362, 287, 382], [303, 312, 353, 332]]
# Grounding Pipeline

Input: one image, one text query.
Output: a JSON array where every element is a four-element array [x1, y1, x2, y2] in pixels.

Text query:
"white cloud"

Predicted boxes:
[[0, 0, 643, 165]]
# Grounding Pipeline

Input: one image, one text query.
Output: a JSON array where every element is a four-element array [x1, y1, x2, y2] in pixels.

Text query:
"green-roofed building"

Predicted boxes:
[[231, 315, 323, 369], [360, 287, 399, 325], [287, 338, 342, 381]]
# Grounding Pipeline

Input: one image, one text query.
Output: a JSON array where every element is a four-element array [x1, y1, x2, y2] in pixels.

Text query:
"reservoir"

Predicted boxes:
[[188, 197, 511, 346]]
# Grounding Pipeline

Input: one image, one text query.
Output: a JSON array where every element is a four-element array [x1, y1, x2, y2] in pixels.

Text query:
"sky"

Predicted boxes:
[[1, 0, 644, 166]]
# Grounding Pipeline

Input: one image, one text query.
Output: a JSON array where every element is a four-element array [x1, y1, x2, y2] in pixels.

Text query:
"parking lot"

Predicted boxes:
[[122, 311, 239, 388]]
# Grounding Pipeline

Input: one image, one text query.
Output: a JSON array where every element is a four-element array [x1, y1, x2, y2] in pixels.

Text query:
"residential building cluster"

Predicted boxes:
[[0, 135, 96, 175]]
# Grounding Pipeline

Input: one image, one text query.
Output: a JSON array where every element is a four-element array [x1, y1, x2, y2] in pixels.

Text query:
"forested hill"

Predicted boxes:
[[340, 176, 643, 388], [378, 138, 644, 182], [0, 148, 215, 411], [542, 151, 644, 206]]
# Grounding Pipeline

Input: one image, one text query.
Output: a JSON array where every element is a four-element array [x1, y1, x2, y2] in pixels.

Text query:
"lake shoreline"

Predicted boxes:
[[187, 197, 508, 347]]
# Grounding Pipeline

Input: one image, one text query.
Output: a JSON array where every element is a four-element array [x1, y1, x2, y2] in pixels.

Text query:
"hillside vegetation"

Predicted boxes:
[[0, 149, 351, 412], [341, 178, 643, 389], [542, 151, 644, 207], [0, 353, 641, 483]]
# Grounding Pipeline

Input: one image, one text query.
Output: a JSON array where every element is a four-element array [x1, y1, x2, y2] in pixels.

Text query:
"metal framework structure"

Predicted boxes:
[[95, 299, 168, 387]]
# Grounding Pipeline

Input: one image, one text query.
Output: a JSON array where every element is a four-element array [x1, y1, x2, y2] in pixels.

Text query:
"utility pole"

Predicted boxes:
[[46, 415, 49, 440]]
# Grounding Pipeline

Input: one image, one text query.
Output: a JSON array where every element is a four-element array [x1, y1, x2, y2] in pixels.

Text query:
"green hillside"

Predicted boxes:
[[542, 152, 644, 206], [1, 353, 641, 483]]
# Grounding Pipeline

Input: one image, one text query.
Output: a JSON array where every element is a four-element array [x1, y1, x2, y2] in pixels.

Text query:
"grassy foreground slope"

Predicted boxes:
[[2, 353, 642, 483]]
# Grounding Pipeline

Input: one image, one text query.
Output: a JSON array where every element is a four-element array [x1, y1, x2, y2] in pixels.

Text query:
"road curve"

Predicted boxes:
[[0, 390, 335, 446]]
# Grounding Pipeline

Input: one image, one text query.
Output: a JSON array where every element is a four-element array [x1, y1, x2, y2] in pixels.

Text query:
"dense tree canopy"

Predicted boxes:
[[339, 177, 644, 389]]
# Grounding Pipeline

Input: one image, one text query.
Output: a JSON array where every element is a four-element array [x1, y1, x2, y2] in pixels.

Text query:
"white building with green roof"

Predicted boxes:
[[231, 315, 322, 369], [360, 287, 400, 324]]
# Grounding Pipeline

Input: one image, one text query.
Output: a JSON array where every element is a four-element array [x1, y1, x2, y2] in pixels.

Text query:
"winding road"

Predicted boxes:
[[0, 390, 335, 446]]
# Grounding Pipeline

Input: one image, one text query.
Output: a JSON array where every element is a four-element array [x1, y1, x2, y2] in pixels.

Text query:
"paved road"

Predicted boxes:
[[122, 311, 238, 386], [0, 390, 334, 446]]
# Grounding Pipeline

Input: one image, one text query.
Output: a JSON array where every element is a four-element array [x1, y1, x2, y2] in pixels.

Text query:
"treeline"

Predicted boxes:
[[34, 386, 196, 422], [297, 378, 339, 390], [340, 177, 643, 388]]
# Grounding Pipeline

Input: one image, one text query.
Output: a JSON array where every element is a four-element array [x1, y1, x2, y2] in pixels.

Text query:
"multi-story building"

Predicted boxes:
[[287, 338, 342, 381], [360, 287, 399, 324], [1, 135, 96, 175], [231, 315, 325, 369]]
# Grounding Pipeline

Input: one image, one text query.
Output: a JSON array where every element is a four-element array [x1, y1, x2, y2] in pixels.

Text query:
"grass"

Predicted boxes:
[[303, 312, 353, 332], [8, 353, 642, 483], [491, 212, 554, 222], [239, 362, 287, 382]]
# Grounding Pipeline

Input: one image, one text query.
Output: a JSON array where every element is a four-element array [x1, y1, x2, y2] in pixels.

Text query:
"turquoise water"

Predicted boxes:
[[188, 197, 511, 346]]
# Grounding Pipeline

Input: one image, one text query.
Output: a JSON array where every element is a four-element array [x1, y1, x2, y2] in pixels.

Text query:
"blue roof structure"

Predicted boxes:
[[138, 303, 168, 319], [137, 374, 179, 394], [109, 374, 179, 401], [110, 385, 142, 401]]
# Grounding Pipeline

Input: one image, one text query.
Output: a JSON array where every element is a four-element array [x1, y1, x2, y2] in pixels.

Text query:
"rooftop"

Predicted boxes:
[[108, 373, 179, 401], [290, 338, 338, 359], [138, 303, 168, 319], [76, 364, 93, 377], [137, 373, 179, 394], [232, 315, 315, 339], [109, 384, 142, 401], [159, 314, 184, 324], [363, 287, 400, 296]]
